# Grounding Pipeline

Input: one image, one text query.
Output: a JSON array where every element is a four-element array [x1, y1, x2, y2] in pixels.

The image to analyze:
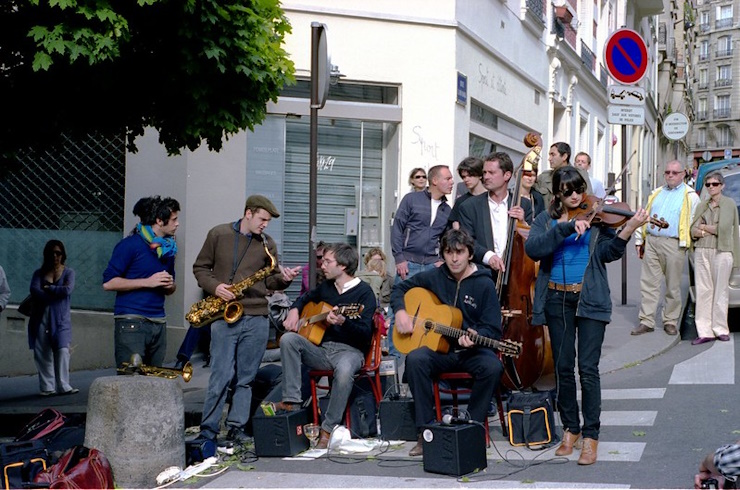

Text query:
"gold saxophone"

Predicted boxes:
[[186, 236, 277, 328]]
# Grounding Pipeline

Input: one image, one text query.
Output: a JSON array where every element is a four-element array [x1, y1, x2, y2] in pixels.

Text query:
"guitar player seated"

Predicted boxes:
[[275, 243, 377, 449], [391, 229, 504, 457]]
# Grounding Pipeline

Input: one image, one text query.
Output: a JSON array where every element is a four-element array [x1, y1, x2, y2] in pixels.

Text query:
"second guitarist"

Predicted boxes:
[[277, 243, 377, 449], [391, 229, 504, 457]]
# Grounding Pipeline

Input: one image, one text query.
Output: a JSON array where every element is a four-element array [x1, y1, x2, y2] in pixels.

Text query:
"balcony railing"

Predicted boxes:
[[716, 18, 733, 29], [715, 78, 733, 87], [714, 108, 731, 118], [698, 81, 709, 90], [698, 52, 710, 61], [718, 138, 735, 147], [697, 140, 707, 148], [599, 64, 608, 87], [580, 41, 596, 70], [700, 22, 711, 32], [697, 111, 708, 120], [526, 0, 546, 23], [716, 48, 733, 57]]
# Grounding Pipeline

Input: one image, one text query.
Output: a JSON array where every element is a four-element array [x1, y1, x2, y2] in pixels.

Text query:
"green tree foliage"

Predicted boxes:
[[0, 0, 295, 169]]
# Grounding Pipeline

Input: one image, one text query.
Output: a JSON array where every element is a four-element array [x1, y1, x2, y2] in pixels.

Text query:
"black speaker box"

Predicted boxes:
[[252, 407, 310, 457], [421, 423, 487, 476], [379, 398, 417, 441]]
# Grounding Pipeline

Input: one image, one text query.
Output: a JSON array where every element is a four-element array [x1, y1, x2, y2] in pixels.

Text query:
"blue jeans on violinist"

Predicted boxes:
[[387, 261, 437, 360], [544, 289, 606, 441]]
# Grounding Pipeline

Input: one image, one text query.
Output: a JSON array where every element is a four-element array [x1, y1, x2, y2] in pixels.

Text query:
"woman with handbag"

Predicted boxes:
[[28, 240, 78, 396], [525, 167, 648, 465]]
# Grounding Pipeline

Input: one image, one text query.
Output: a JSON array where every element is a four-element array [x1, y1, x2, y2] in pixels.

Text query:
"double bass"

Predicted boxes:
[[497, 133, 553, 391]]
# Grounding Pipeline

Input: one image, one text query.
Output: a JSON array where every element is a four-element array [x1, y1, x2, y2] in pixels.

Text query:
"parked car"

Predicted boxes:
[[687, 161, 740, 310]]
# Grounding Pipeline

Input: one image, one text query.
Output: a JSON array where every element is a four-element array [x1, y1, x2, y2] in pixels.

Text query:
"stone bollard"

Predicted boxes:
[[84, 376, 185, 488]]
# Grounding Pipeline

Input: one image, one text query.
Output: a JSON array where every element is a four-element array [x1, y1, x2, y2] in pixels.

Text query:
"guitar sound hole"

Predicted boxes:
[[423, 321, 434, 332]]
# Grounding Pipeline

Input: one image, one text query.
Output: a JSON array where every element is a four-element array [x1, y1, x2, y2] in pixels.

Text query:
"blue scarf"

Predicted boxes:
[[137, 223, 177, 259]]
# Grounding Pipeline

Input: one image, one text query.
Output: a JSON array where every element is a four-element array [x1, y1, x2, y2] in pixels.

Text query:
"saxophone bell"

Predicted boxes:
[[223, 301, 243, 324]]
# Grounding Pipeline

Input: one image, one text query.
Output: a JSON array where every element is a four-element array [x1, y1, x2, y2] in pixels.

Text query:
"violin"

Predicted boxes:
[[570, 195, 668, 229]]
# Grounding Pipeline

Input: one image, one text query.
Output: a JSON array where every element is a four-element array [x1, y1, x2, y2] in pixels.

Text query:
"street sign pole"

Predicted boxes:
[[309, 23, 330, 290]]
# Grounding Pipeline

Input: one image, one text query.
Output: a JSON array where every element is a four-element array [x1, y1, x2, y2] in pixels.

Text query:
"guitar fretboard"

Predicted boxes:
[[427, 322, 521, 356]]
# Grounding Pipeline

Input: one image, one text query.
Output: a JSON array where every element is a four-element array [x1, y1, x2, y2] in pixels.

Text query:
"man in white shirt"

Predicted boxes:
[[457, 152, 531, 273], [574, 152, 606, 198]]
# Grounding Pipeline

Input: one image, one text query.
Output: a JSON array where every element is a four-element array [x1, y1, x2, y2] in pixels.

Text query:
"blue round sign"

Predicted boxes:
[[604, 29, 648, 84]]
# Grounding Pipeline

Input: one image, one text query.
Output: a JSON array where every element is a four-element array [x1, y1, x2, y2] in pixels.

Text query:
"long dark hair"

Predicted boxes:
[[548, 166, 587, 219], [41, 239, 66, 275]]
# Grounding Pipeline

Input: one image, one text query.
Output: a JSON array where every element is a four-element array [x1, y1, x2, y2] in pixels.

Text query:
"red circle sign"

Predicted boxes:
[[604, 29, 648, 85]]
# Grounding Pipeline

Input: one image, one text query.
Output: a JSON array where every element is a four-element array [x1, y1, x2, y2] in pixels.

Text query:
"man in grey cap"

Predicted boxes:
[[193, 194, 300, 447]]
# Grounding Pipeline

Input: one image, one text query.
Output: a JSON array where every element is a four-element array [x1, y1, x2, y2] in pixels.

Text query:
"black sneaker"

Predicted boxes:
[[225, 428, 252, 447]]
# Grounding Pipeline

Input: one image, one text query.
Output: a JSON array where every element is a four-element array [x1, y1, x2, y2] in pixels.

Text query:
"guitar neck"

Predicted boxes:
[[432, 324, 502, 350]]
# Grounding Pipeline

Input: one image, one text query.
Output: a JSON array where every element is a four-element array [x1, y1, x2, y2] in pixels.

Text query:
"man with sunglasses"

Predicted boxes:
[[631, 160, 700, 336]]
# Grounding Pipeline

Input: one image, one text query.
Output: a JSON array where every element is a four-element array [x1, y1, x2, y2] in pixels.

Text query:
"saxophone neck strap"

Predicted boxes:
[[230, 231, 253, 284]]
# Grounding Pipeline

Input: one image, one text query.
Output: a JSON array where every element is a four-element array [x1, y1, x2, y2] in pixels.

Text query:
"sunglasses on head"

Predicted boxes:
[[705, 182, 722, 188], [561, 187, 586, 197]]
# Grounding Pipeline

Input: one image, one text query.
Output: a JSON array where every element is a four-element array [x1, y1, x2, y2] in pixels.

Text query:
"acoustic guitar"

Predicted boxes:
[[392, 288, 522, 357], [297, 302, 364, 345]]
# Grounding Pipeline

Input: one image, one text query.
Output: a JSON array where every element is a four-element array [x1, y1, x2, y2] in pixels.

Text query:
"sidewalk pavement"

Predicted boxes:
[[0, 247, 684, 485]]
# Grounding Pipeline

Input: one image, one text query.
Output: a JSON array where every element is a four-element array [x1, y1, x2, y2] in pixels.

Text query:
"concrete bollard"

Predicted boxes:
[[84, 376, 185, 488]]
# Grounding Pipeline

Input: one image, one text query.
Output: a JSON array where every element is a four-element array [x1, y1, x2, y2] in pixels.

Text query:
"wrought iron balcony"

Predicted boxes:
[[715, 78, 733, 87], [716, 18, 733, 29], [714, 108, 731, 118], [716, 48, 733, 57], [580, 41, 595, 71], [697, 111, 707, 120], [526, 0, 546, 23]]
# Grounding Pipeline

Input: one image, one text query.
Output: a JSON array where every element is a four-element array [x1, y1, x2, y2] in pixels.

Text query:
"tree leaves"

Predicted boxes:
[[0, 0, 295, 167]]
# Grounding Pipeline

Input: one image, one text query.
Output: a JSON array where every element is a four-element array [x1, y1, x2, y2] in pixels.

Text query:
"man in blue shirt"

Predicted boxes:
[[103, 196, 180, 368]]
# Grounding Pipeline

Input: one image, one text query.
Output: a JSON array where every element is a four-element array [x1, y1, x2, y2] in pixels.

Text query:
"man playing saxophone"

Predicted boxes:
[[193, 195, 299, 447]]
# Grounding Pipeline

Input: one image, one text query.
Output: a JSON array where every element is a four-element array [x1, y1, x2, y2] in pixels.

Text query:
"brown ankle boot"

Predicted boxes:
[[409, 435, 423, 457], [577, 438, 598, 465], [555, 430, 582, 456]]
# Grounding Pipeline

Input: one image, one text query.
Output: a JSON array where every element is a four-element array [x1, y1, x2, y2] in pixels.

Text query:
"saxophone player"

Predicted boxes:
[[193, 195, 299, 447]]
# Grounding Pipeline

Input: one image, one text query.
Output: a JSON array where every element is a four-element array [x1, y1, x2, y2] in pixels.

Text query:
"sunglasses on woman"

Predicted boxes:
[[414, 175, 427, 179], [705, 182, 722, 188], [561, 187, 586, 197]]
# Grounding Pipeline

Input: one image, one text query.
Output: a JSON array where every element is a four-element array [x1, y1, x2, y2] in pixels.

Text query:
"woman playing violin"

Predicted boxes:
[[525, 166, 648, 465]]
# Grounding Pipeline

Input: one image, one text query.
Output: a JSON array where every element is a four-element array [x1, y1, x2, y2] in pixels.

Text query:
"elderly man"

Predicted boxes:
[[632, 160, 700, 336]]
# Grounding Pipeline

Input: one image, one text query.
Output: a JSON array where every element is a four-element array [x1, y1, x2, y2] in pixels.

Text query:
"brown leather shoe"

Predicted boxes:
[[273, 401, 300, 412], [315, 429, 331, 449], [663, 324, 678, 336], [555, 430, 582, 456], [577, 438, 598, 465], [630, 324, 654, 336], [409, 435, 423, 457]]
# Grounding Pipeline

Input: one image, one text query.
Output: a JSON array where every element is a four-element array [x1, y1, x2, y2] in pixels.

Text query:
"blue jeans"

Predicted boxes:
[[177, 325, 211, 361], [279, 333, 363, 434], [114, 317, 166, 368], [199, 315, 268, 440], [544, 289, 606, 440], [388, 261, 437, 359]]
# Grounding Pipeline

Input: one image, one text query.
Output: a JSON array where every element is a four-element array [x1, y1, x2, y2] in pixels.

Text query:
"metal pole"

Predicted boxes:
[[621, 124, 628, 305], [308, 24, 320, 290]]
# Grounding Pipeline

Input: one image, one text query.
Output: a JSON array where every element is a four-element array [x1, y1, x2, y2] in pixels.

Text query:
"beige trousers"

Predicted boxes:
[[694, 247, 733, 337], [638, 236, 687, 328]]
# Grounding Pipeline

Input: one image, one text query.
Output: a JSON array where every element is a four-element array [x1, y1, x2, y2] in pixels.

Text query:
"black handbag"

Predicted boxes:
[[18, 295, 35, 317], [506, 391, 558, 449]]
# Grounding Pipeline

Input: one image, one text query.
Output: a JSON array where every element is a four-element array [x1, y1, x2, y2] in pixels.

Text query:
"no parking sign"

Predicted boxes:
[[604, 29, 648, 85]]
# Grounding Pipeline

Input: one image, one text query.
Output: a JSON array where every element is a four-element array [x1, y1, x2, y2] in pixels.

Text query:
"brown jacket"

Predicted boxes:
[[193, 222, 291, 316]]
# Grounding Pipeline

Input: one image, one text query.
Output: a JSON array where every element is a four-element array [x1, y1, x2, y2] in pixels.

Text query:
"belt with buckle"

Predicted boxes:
[[548, 281, 582, 293]]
